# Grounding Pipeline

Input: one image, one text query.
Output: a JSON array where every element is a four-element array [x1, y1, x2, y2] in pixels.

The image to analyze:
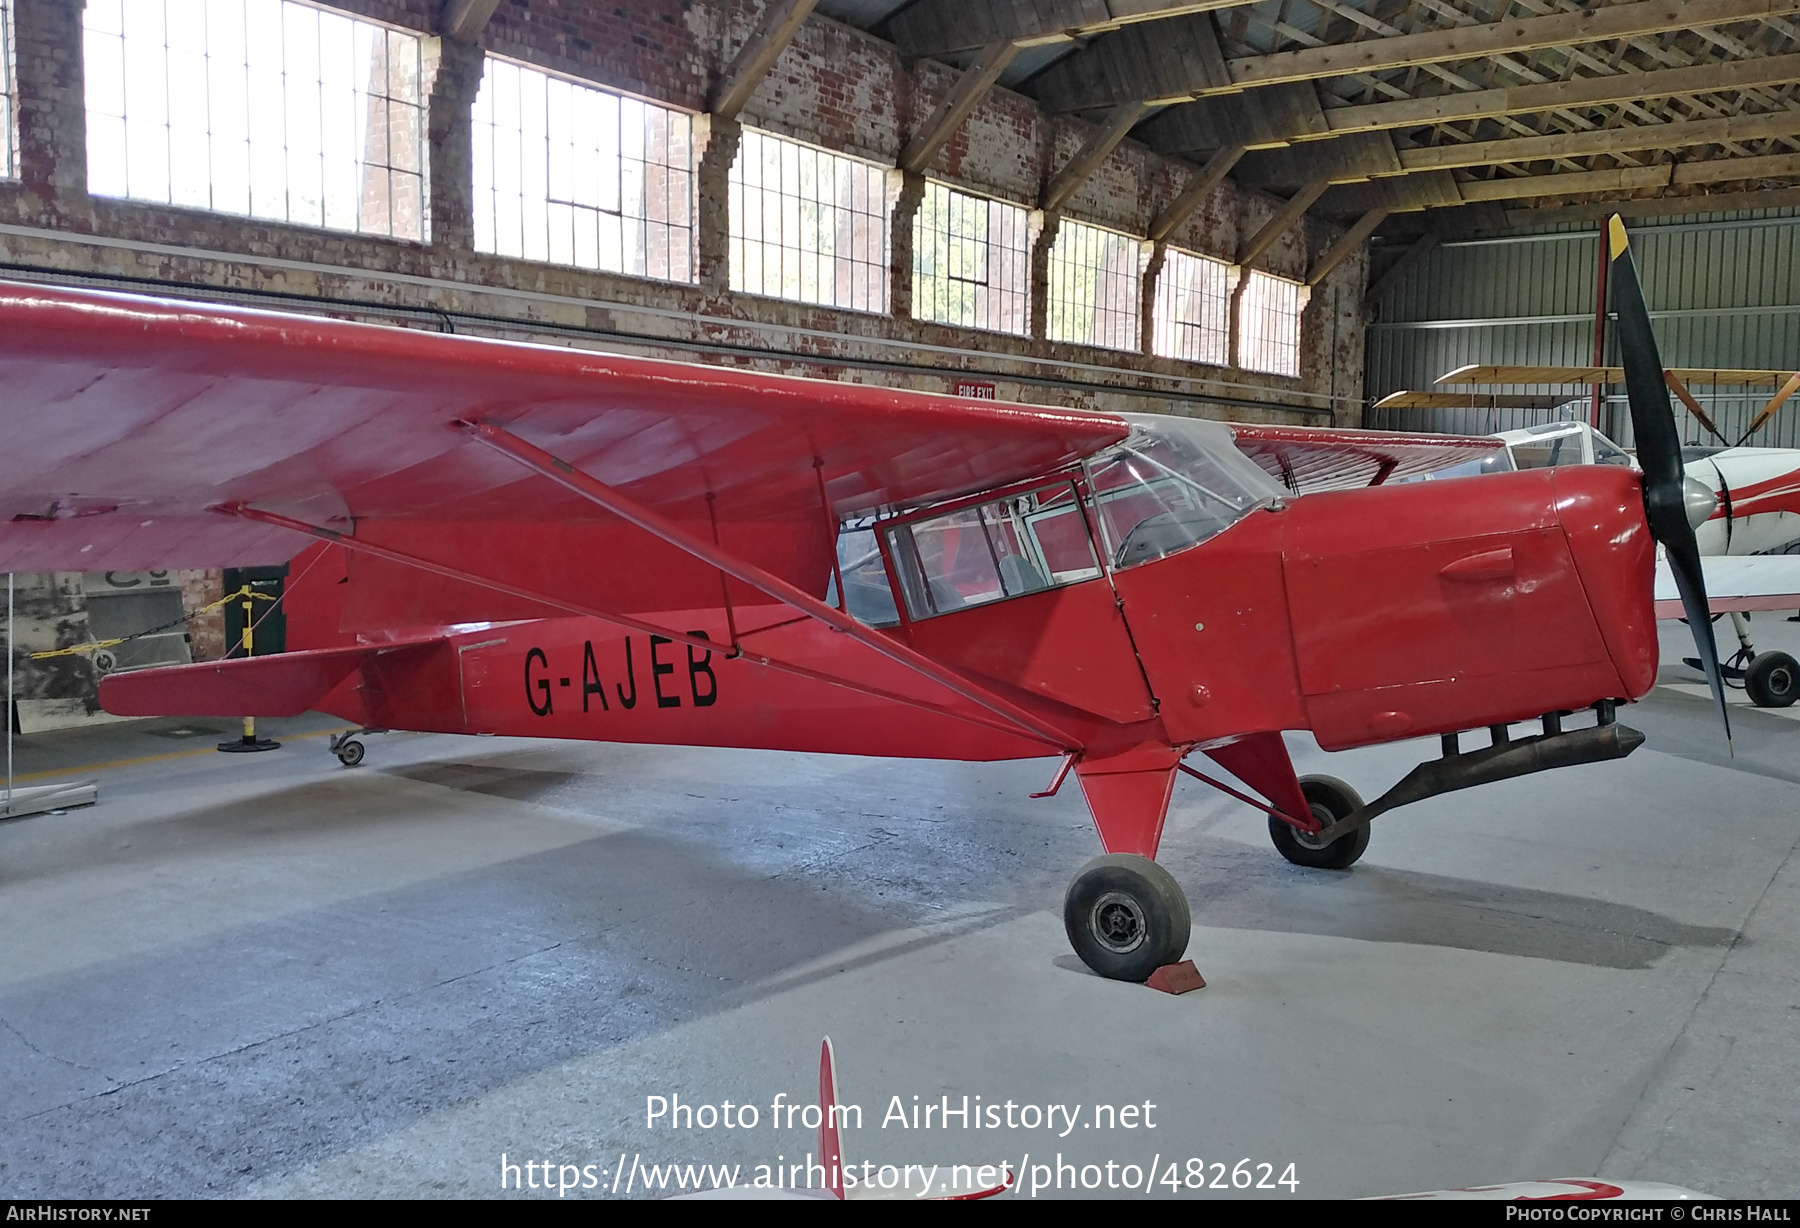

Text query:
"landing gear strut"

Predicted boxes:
[[1269, 775, 1371, 870], [1685, 612, 1800, 708], [329, 728, 382, 766], [1063, 853, 1191, 982]]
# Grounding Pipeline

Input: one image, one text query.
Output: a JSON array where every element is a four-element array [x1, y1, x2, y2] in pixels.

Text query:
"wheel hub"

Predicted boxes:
[[1089, 891, 1148, 954], [1291, 803, 1336, 850]]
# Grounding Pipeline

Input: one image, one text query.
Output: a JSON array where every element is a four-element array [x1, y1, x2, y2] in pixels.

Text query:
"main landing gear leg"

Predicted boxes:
[[1064, 750, 1191, 982], [1686, 612, 1799, 707]]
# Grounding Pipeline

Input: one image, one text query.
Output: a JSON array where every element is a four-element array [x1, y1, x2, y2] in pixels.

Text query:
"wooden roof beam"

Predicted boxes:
[[1149, 143, 1246, 241], [1042, 102, 1151, 212], [1237, 178, 1330, 269], [1214, 0, 1800, 99], [439, 0, 502, 42], [899, 40, 1020, 174], [1142, 52, 1800, 153], [890, 0, 1254, 59], [1499, 183, 1800, 224], [711, 0, 820, 120], [1394, 107, 1800, 171], [1307, 206, 1389, 285]]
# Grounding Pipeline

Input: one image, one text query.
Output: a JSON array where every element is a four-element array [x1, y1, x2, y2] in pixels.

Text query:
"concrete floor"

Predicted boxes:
[[1, 617, 1798, 1199]]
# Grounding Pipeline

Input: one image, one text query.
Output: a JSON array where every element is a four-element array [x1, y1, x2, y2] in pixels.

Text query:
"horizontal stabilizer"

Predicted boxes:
[[98, 637, 445, 718], [1654, 555, 1800, 617]]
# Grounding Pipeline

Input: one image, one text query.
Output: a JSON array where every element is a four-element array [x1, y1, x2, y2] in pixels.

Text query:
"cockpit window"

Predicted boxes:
[[884, 482, 1100, 621], [1085, 414, 1284, 570], [1509, 426, 1585, 469], [828, 524, 901, 627], [1592, 433, 1634, 467]]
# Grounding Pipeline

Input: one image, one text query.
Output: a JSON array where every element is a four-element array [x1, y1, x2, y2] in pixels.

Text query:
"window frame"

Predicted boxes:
[[728, 125, 894, 315], [1044, 217, 1149, 353], [1237, 267, 1307, 378], [1151, 246, 1231, 367], [911, 179, 1032, 337], [471, 51, 698, 283], [81, 0, 428, 240]]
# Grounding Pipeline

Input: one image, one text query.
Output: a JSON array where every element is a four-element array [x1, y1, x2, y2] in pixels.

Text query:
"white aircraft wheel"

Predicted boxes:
[[1745, 651, 1800, 708], [1063, 853, 1191, 982], [1270, 775, 1371, 870], [335, 739, 366, 767]]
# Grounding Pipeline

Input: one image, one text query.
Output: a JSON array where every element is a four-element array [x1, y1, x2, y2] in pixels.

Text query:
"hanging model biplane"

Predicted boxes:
[[0, 216, 1734, 984]]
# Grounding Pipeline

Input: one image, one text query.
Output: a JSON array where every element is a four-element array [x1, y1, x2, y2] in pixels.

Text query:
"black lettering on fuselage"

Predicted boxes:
[[582, 641, 609, 712], [650, 635, 681, 708], [687, 630, 717, 707], [617, 637, 638, 709], [525, 647, 552, 716]]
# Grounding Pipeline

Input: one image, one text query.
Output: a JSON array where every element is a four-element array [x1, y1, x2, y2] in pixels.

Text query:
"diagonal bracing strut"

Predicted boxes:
[[458, 419, 1083, 752]]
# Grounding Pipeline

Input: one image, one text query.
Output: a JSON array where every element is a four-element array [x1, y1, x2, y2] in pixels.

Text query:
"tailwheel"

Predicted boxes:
[[1746, 650, 1799, 708], [1063, 854, 1191, 982], [1269, 775, 1370, 870]]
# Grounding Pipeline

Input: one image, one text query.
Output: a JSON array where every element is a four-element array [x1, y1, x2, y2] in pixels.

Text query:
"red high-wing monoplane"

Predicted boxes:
[[0, 218, 1729, 982]]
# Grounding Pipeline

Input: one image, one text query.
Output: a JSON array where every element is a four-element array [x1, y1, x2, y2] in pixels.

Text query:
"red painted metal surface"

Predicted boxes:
[[0, 284, 1677, 883]]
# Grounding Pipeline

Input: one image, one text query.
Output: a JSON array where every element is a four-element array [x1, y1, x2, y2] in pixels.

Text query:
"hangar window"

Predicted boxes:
[[1151, 247, 1230, 366], [83, 0, 425, 240], [473, 58, 695, 282], [730, 128, 890, 313], [912, 181, 1030, 336], [1238, 269, 1305, 377], [1046, 218, 1146, 353], [2, 0, 14, 179]]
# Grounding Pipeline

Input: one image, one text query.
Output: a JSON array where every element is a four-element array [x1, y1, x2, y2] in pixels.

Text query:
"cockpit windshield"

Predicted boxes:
[[1084, 414, 1285, 570]]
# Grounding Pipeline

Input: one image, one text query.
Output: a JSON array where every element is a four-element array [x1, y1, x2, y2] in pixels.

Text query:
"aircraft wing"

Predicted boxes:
[[0, 281, 1125, 620], [1654, 555, 1800, 617], [1439, 363, 1800, 387], [1229, 424, 1504, 492]]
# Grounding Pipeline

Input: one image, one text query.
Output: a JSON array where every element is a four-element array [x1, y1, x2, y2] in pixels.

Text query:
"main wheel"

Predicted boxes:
[[335, 739, 366, 767], [1746, 650, 1799, 708], [1063, 853, 1191, 982], [1269, 775, 1370, 870]]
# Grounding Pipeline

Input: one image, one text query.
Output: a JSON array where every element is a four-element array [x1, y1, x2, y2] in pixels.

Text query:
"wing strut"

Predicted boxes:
[[459, 419, 1083, 753], [217, 505, 1063, 749]]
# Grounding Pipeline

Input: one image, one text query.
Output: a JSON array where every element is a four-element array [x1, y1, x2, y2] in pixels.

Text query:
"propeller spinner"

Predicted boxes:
[[1607, 215, 1732, 751]]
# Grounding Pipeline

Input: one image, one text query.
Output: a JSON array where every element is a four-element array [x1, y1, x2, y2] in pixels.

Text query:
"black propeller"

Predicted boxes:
[[1607, 214, 1732, 751]]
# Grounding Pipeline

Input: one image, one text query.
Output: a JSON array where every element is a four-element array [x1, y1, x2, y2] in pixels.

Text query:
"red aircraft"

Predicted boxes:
[[0, 216, 1727, 983]]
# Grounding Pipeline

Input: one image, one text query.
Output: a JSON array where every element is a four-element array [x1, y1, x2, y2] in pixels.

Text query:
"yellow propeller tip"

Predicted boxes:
[[1607, 214, 1630, 260]]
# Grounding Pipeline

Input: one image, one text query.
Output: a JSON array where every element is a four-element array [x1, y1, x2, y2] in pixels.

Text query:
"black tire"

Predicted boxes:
[[1269, 775, 1371, 870], [335, 739, 366, 767], [1063, 853, 1191, 982], [1746, 650, 1800, 708]]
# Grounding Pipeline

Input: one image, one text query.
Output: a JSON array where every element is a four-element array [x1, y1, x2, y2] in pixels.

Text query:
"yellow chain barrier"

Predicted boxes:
[[26, 585, 278, 661]]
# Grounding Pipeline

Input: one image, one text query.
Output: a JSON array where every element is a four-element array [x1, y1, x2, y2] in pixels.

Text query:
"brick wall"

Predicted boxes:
[[0, 0, 1368, 425]]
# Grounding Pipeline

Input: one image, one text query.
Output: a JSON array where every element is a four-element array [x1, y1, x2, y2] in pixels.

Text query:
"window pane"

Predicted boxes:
[[912, 180, 1029, 336], [472, 55, 696, 282], [80, 0, 425, 240], [1240, 269, 1303, 377], [729, 127, 889, 312], [886, 485, 1099, 621], [1151, 247, 1230, 366], [1046, 218, 1144, 352]]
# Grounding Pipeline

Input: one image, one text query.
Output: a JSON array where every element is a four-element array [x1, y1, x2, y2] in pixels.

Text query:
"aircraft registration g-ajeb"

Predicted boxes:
[[0, 216, 1734, 984]]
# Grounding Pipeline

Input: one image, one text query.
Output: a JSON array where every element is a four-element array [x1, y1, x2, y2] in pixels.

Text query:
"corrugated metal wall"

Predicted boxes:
[[1365, 210, 1800, 448]]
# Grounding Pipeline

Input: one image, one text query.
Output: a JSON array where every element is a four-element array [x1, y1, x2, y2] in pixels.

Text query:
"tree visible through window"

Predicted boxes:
[[1046, 218, 1145, 352], [83, 0, 425, 240], [912, 180, 1029, 336], [729, 128, 890, 313], [473, 56, 695, 281]]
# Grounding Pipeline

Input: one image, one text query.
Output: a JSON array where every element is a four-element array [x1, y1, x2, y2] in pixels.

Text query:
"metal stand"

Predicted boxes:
[[217, 589, 279, 753]]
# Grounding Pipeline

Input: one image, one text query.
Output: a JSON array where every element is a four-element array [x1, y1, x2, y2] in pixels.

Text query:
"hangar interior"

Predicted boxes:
[[0, 0, 1798, 1201]]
